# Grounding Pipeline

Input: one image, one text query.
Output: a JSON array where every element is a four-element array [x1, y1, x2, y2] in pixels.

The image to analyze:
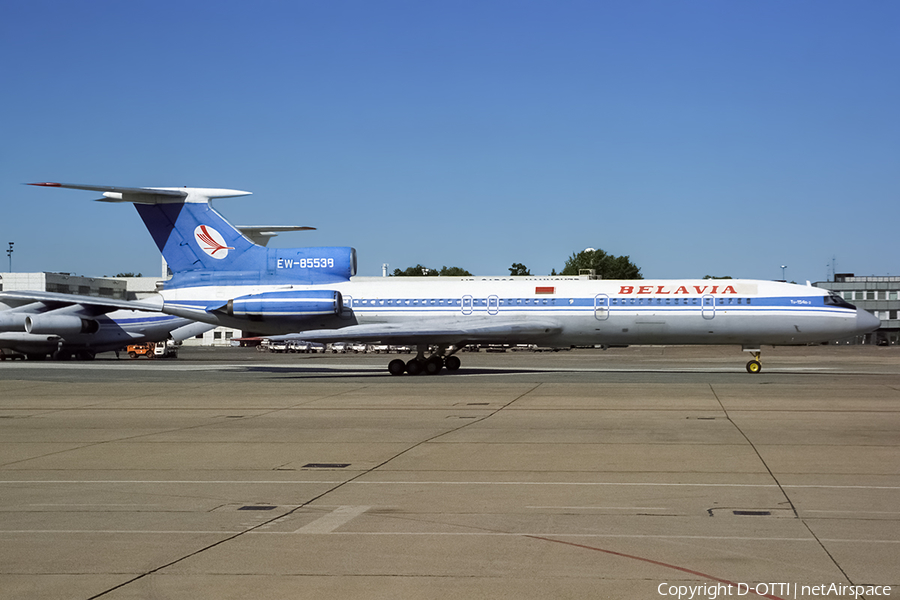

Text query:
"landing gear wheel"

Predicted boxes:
[[388, 359, 406, 376], [406, 358, 424, 376], [444, 355, 461, 372], [424, 356, 444, 375], [746, 360, 762, 374]]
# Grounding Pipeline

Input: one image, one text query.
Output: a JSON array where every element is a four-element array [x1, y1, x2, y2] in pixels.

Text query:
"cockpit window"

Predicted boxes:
[[824, 294, 856, 310]]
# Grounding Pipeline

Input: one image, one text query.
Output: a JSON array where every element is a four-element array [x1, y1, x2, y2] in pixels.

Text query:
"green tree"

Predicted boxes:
[[559, 248, 642, 279], [439, 266, 472, 277], [391, 264, 436, 276], [508, 263, 531, 276], [391, 264, 471, 277], [703, 275, 733, 280]]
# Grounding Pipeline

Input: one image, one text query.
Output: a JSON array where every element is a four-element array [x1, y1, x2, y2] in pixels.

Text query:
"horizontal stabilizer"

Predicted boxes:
[[236, 226, 316, 246], [28, 183, 251, 204]]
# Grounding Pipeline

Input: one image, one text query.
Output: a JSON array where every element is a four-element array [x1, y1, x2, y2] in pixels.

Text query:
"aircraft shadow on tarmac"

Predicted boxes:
[[239, 365, 548, 378]]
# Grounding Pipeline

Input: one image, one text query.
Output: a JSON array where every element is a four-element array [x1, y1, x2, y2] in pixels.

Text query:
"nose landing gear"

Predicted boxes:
[[743, 347, 762, 374]]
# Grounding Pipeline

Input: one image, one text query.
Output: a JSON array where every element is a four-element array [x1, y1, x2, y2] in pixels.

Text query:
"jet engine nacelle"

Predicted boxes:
[[0, 312, 28, 332], [25, 315, 100, 335], [225, 290, 343, 318]]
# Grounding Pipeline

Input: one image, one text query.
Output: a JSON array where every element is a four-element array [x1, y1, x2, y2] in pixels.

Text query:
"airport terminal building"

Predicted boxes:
[[815, 274, 899, 345]]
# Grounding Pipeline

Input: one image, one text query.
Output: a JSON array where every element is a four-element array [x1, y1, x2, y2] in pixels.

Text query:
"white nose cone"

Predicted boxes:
[[855, 309, 881, 334]]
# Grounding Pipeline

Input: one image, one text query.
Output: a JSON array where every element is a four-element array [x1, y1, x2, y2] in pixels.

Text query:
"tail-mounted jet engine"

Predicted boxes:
[[224, 290, 343, 320], [25, 314, 100, 335]]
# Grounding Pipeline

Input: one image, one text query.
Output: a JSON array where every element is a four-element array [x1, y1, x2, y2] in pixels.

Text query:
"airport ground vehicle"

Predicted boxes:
[[126, 343, 153, 358], [268, 340, 288, 353], [0, 349, 26, 361], [126, 340, 178, 359]]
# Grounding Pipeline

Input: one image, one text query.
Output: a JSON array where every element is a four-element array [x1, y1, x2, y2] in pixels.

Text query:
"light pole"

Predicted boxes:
[[780, 265, 787, 281], [6, 242, 12, 272]]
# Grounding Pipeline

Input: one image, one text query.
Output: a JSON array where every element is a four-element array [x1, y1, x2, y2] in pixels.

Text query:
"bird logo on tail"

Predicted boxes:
[[194, 225, 234, 259]]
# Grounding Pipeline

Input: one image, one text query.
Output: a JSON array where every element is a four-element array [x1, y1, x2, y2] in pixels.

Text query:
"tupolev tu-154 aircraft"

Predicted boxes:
[[23, 182, 880, 374]]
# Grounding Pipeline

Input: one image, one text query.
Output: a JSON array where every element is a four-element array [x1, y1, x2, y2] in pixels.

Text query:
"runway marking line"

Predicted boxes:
[[292, 505, 371, 534], [525, 535, 785, 600]]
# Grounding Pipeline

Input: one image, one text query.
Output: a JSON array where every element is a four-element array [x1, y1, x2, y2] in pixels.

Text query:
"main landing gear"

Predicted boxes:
[[743, 347, 762, 374], [388, 345, 462, 376]]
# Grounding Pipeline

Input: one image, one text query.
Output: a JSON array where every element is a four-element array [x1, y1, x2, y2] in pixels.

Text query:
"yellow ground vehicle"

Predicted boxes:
[[126, 343, 154, 359]]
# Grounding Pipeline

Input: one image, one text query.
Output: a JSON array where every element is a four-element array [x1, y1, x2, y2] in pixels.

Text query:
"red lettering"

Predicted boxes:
[[711, 286, 719, 294], [723, 285, 736, 294], [656, 286, 670, 294], [693, 286, 709, 294], [638, 286, 653, 294], [619, 286, 634, 294], [675, 286, 689, 294]]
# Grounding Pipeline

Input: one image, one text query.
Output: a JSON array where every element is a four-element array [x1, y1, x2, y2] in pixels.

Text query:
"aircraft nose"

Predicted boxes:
[[856, 308, 881, 333]]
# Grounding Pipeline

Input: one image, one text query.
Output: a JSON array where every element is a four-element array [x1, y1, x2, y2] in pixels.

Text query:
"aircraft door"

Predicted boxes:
[[702, 295, 715, 320], [487, 295, 499, 315], [341, 295, 354, 319], [594, 294, 609, 320], [461, 295, 473, 315]]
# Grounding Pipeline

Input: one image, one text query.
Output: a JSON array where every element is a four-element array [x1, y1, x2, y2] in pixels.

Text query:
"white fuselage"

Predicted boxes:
[[158, 277, 873, 346]]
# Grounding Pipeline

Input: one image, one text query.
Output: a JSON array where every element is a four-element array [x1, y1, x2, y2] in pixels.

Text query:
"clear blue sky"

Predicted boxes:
[[2, 1, 897, 282]]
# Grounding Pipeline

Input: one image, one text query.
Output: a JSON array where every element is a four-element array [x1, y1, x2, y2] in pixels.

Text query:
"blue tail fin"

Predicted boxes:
[[135, 201, 266, 274], [29, 183, 357, 286], [135, 197, 357, 287]]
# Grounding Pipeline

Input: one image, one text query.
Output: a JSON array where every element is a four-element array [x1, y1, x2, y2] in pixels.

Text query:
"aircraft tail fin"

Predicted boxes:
[[29, 183, 262, 274], [29, 182, 356, 286]]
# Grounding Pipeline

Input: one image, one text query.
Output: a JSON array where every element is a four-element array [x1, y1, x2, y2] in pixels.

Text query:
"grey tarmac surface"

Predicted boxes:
[[1, 345, 898, 600]]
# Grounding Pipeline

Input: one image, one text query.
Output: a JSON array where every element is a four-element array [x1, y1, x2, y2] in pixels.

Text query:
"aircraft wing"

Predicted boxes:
[[270, 317, 562, 346], [0, 291, 164, 315]]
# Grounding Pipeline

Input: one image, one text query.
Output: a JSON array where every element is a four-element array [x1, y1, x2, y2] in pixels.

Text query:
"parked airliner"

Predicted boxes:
[[0, 293, 211, 360], [24, 183, 880, 374]]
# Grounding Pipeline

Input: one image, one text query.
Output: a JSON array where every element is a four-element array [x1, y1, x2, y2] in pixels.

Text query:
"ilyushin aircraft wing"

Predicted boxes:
[[0, 290, 164, 315]]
